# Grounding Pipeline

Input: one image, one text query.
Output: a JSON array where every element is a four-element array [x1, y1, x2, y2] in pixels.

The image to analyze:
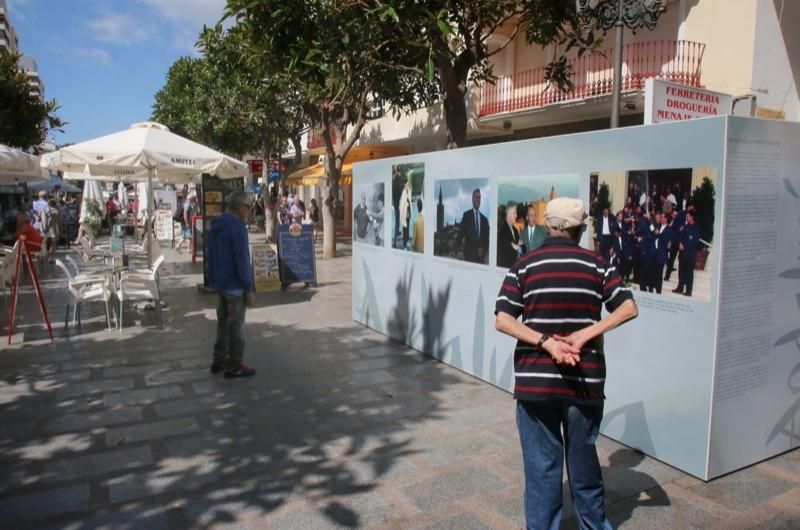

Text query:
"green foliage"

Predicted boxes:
[[0, 51, 65, 149], [381, 0, 584, 147], [691, 176, 715, 248]]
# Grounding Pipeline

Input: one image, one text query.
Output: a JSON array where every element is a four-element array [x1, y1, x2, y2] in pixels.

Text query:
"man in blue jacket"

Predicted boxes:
[[673, 211, 700, 297], [208, 191, 256, 378]]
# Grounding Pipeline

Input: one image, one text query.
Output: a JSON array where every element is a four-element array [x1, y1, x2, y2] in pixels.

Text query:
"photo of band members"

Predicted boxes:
[[496, 174, 580, 268], [589, 167, 717, 301]]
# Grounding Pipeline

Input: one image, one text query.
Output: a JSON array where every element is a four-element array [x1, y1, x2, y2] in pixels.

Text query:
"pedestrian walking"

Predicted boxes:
[[495, 197, 638, 530], [208, 191, 257, 378]]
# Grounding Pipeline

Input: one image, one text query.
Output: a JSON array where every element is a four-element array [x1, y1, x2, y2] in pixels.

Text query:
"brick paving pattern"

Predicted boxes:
[[0, 238, 798, 529]]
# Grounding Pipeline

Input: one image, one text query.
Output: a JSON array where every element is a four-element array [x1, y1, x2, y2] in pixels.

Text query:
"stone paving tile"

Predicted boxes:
[[601, 448, 685, 503], [687, 466, 795, 512], [47, 406, 143, 434], [106, 458, 221, 503], [102, 362, 171, 378], [398, 466, 509, 512], [103, 385, 184, 407], [105, 417, 200, 445], [418, 431, 511, 467], [267, 491, 397, 530], [768, 448, 800, 476], [412, 512, 494, 530], [8, 432, 94, 462], [144, 368, 209, 386], [0, 483, 90, 528], [41, 504, 171, 530], [42, 445, 153, 482], [601, 490, 722, 529], [55, 378, 134, 399]]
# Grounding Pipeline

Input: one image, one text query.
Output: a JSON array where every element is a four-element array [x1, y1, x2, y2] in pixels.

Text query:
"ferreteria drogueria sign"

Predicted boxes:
[[644, 78, 732, 124]]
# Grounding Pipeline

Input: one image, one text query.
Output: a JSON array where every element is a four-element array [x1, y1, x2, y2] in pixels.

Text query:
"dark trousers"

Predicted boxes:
[[402, 224, 409, 250], [653, 262, 665, 294], [599, 236, 613, 262], [213, 292, 247, 366], [517, 400, 611, 530], [677, 256, 695, 295], [665, 246, 679, 279]]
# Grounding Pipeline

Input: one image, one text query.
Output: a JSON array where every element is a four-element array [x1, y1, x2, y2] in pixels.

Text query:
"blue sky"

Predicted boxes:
[[7, 0, 227, 145], [498, 173, 580, 205]]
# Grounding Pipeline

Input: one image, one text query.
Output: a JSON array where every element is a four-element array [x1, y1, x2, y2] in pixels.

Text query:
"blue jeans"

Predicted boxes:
[[516, 400, 612, 530], [213, 292, 246, 367]]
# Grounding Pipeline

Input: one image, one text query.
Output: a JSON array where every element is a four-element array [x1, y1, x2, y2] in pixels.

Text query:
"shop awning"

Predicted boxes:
[[286, 144, 408, 187], [286, 163, 352, 187]]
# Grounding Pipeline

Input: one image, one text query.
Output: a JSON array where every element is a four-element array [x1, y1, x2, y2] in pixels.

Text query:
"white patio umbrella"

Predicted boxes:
[[117, 183, 129, 216], [0, 143, 49, 184], [40, 122, 247, 183], [80, 178, 106, 222]]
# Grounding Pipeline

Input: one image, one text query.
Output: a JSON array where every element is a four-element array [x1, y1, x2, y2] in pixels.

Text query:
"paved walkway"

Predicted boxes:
[[0, 237, 798, 529]]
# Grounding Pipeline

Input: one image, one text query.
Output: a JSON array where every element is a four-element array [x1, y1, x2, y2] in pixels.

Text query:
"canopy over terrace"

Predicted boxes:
[[0, 143, 49, 184], [40, 122, 248, 185]]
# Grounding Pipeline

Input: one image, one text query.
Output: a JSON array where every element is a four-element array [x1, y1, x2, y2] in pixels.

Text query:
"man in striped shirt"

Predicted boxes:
[[495, 197, 638, 530]]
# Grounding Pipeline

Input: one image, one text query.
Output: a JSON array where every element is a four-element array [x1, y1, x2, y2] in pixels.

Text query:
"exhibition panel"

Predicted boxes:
[[352, 116, 799, 479]]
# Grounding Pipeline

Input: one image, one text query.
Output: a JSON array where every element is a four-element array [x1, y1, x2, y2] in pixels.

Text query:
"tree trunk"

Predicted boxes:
[[262, 140, 277, 243], [438, 59, 469, 149]]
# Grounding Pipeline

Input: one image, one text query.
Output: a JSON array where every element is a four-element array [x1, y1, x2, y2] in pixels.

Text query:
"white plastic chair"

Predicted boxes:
[[54, 259, 114, 331], [117, 254, 164, 330]]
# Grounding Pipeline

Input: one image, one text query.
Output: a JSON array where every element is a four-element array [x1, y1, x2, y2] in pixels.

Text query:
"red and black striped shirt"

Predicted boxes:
[[495, 237, 633, 403]]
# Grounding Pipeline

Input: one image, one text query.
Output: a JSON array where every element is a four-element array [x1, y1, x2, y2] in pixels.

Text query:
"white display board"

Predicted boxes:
[[351, 116, 800, 480]]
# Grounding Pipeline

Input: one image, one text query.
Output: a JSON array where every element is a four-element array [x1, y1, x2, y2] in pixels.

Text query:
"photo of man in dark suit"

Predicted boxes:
[[520, 204, 548, 255], [454, 188, 490, 264]]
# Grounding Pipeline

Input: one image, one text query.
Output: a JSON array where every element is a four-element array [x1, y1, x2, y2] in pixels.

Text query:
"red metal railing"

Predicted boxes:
[[479, 40, 706, 117]]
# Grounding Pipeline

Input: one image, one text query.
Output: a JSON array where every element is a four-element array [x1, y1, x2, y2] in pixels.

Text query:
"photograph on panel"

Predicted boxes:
[[353, 182, 385, 247], [496, 173, 580, 268], [433, 178, 491, 265], [590, 167, 717, 301], [391, 162, 425, 252]]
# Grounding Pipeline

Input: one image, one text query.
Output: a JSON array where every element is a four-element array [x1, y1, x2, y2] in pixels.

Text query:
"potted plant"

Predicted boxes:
[[691, 176, 715, 270], [83, 199, 104, 240]]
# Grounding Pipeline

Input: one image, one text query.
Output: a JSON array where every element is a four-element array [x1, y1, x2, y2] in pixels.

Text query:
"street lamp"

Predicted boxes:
[[575, 0, 667, 128]]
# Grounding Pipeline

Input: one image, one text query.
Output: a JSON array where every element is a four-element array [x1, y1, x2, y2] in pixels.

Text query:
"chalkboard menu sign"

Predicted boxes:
[[200, 174, 245, 287], [277, 223, 317, 288]]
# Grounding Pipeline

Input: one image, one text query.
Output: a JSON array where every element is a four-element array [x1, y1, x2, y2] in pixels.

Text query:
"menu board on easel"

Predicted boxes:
[[200, 174, 245, 286], [252, 243, 281, 291], [154, 209, 174, 241]]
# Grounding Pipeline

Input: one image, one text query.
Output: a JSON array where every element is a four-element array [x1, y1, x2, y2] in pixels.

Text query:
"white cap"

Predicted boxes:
[[544, 197, 588, 230]]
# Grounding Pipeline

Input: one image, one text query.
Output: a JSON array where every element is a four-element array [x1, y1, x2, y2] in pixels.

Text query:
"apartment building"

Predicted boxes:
[[1, 0, 44, 101], [18, 54, 44, 100], [0, 0, 20, 54]]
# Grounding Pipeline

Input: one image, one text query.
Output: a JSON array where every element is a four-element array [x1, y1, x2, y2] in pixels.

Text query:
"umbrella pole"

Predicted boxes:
[[147, 167, 154, 268]]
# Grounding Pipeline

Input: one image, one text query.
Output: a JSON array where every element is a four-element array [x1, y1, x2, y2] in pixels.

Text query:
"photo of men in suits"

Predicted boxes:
[[590, 168, 715, 302], [496, 173, 580, 268]]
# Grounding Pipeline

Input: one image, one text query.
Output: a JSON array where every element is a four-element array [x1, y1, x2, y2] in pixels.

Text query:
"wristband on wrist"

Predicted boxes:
[[536, 334, 550, 350]]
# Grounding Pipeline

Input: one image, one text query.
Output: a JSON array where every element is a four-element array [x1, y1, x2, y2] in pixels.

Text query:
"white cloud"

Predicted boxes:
[[138, 0, 227, 27], [86, 12, 151, 46], [73, 47, 112, 65]]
